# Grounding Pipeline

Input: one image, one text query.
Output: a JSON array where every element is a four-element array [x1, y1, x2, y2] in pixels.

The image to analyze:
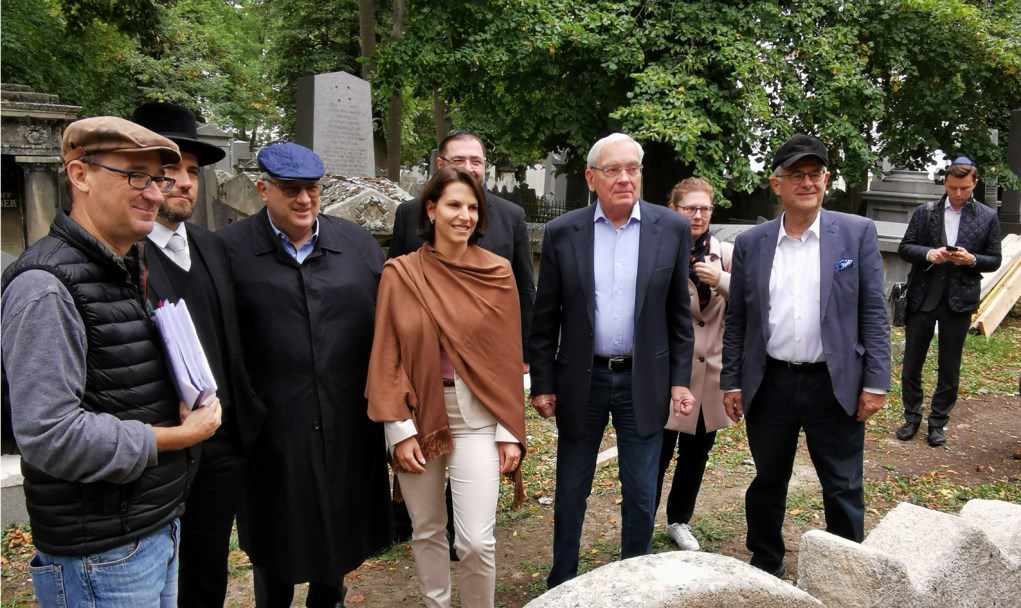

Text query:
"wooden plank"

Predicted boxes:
[[975, 251, 1021, 321], [974, 261, 1021, 336], [980, 234, 1021, 299]]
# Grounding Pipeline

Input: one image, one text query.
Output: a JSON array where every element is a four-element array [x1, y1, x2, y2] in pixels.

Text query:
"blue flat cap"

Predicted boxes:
[[258, 142, 324, 180], [950, 156, 975, 166]]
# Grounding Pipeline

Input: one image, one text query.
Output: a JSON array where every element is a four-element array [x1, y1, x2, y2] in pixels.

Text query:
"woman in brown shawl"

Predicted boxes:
[[367, 166, 525, 608]]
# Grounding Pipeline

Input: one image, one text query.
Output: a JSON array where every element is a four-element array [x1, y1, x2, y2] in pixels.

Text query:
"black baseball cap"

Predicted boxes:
[[771, 134, 829, 171]]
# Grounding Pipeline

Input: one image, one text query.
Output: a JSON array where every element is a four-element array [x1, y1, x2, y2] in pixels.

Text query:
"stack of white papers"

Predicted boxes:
[[152, 300, 218, 410]]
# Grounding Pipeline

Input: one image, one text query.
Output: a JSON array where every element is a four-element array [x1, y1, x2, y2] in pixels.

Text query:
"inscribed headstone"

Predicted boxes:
[[295, 71, 374, 177]]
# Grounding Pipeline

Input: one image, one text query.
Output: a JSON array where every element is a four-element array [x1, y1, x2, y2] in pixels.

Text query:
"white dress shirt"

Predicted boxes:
[[944, 198, 964, 246], [766, 212, 823, 363], [147, 222, 191, 271]]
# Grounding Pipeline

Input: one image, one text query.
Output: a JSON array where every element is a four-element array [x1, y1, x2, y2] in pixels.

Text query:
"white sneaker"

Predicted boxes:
[[666, 522, 700, 551]]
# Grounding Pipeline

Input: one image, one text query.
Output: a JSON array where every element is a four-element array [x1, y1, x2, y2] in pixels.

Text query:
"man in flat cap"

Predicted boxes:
[[1, 116, 222, 606], [720, 134, 890, 577], [129, 102, 264, 607], [897, 157, 1001, 447], [218, 142, 393, 607]]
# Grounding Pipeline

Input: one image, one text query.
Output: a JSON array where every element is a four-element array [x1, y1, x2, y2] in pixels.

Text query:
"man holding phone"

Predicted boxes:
[[896, 157, 1001, 447]]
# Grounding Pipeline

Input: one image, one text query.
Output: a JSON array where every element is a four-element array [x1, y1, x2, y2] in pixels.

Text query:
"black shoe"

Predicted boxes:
[[927, 426, 946, 447], [751, 558, 785, 578], [896, 421, 920, 441]]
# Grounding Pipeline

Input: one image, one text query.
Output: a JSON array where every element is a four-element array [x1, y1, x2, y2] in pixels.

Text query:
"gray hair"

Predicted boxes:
[[259, 172, 273, 183], [586, 133, 644, 168]]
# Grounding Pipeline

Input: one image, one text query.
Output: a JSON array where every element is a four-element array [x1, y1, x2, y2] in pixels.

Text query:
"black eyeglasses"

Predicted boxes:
[[778, 169, 827, 184], [82, 160, 176, 193], [268, 179, 321, 198]]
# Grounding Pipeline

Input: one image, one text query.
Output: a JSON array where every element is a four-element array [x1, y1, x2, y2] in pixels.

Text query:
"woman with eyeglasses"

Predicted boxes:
[[655, 177, 734, 551], [366, 166, 526, 608]]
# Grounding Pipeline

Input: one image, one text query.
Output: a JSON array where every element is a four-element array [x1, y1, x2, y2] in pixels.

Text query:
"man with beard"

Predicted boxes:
[[129, 102, 265, 607]]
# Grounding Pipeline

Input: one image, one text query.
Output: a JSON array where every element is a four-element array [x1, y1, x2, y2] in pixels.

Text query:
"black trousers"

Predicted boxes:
[[901, 298, 972, 429], [178, 430, 246, 608], [654, 409, 717, 524], [253, 566, 345, 608], [745, 361, 865, 570]]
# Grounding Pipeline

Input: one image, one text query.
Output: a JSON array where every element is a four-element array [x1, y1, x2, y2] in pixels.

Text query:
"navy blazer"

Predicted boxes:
[[528, 201, 695, 439], [389, 191, 536, 360], [720, 209, 891, 417]]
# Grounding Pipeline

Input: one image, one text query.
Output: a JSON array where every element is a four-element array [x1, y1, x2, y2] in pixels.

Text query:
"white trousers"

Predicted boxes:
[[396, 387, 500, 608]]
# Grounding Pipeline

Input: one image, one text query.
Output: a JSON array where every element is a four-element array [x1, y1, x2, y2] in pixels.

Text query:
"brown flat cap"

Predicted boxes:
[[61, 116, 181, 165]]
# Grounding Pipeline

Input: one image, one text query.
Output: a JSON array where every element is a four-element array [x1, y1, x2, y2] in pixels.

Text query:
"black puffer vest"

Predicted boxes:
[[1, 213, 186, 556]]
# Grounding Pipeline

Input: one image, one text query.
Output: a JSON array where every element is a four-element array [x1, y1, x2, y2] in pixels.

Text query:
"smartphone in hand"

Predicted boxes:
[[945, 245, 959, 252]]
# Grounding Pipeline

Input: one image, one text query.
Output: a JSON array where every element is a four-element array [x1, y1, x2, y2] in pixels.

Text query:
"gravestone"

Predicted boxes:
[[295, 71, 375, 177]]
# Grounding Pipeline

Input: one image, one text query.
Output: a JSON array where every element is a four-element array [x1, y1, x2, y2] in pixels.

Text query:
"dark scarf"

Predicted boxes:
[[690, 228, 712, 311]]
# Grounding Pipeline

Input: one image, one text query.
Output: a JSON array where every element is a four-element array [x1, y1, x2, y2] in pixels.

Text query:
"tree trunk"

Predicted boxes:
[[433, 89, 452, 145], [385, 0, 407, 181], [358, 0, 376, 79]]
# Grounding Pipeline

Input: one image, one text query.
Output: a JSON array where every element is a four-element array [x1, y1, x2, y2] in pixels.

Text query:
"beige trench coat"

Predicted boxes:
[[665, 236, 734, 434]]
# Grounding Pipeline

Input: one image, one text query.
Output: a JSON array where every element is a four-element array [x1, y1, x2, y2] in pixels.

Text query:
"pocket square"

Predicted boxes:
[[836, 258, 854, 272]]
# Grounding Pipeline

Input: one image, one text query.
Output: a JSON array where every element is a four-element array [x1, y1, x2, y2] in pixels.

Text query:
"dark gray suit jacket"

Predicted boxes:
[[389, 190, 536, 359], [720, 209, 891, 416], [529, 201, 695, 439]]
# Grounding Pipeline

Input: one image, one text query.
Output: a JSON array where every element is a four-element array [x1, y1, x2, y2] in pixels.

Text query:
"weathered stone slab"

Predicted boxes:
[[798, 500, 1021, 608], [320, 176, 408, 236], [295, 71, 374, 177], [798, 529, 914, 608], [524, 552, 822, 608], [959, 498, 1021, 558]]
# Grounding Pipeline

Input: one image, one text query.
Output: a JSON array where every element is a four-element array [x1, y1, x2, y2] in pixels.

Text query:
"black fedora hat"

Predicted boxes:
[[129, 102, 226, 167]]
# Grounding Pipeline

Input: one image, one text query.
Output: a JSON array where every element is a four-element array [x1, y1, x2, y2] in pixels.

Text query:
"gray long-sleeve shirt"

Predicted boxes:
[[2, 269, 158, 483]]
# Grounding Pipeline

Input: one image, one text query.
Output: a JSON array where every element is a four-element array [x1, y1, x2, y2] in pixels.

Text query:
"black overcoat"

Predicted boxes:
[[218, 208, 393, 584]]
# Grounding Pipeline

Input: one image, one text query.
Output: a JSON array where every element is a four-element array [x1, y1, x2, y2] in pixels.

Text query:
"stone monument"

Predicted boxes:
[[0, 83, 80, 269], [295, 70, 375, 177]]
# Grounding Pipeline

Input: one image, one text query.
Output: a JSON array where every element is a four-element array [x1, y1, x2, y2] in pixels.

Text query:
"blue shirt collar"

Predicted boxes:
[[594, 199, 641, 226], [267, 213, 319, 262]]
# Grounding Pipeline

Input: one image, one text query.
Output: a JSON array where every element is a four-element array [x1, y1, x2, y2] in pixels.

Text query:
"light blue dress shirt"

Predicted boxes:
[[267, 214, 319, 264], [592, 201, 641, 357]]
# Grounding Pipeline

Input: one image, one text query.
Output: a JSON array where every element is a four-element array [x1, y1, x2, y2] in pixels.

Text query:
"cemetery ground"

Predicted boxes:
[[3, 311, 1020, 607]]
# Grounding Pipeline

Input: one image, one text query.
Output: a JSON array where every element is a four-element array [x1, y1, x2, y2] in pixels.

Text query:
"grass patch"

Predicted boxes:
[[867, 472, 1021, 512]]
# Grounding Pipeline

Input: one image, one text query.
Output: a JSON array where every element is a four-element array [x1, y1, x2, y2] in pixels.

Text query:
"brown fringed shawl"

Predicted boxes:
[[366, 244, 526, 506]]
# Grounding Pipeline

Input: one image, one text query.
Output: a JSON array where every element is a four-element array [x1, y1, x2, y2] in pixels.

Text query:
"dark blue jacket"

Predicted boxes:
[[528, 201, 694, 439]]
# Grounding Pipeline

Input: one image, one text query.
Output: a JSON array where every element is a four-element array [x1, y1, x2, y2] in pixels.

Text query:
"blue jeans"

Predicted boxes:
[[29, 519, 180, 608], [547, 367, 662, 588]]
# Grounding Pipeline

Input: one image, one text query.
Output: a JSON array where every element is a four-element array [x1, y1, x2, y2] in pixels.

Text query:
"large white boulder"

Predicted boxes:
[[798, 500, 1021, 608], [525, 551, 823, 608]]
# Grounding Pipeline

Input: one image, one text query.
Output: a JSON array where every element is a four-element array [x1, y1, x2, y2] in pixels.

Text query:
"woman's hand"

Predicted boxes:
[[498, 442, 522, 473], [395, 436, 427, 474], [693, 261, 721, 287]]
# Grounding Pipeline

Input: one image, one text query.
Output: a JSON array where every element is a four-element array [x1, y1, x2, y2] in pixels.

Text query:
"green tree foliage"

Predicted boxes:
[[375, 0, 1021, 201], [259, 0, 363, 137], [1, 0, 275, 145]]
